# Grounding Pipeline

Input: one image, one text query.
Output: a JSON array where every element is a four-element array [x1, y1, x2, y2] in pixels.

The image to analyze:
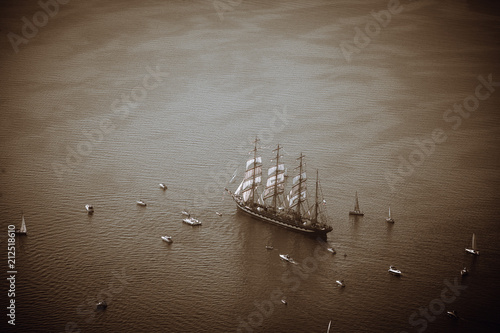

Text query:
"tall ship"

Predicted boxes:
[[225, 139, 333, 238]]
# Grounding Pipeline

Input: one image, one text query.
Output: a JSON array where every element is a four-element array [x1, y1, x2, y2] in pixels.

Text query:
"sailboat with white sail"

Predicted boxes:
[[465, 233, 479, 255], [386, 206, 395, 223], [15, 213, 27, 235], [225, 139, 333, 238], [349, 191, 364, 216]]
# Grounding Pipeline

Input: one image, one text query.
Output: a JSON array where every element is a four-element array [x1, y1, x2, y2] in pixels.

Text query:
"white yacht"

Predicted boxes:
[[136, 200, 147, 206], [85, 204, 94, 214], [161, 236, 173, 243], [279, 254, 296, 264], [183, 217, 202, 226], [388, 266, 402, 276]]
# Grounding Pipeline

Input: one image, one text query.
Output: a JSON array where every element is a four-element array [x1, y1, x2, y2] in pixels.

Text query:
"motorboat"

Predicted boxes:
[[159, 183, 167, 190], [265, 245, 274, 250], [336, 280, 345, 288], [460, 266, 468, 277], [96, 301, 107, 310], [183, 217, 202, 226], [136, 200, 147, 206], [388, 266, 402, 276], [85, 204, 94, 214], [216, 211, 223, 216], [281, 298, 287, 305], [161, 236, 173, 243], [279, 254, 296, 264], [447, 310, 459, 319], [465, 233, 479, 255], [327, 247, 336, 254], [181, 210, 190, 216]]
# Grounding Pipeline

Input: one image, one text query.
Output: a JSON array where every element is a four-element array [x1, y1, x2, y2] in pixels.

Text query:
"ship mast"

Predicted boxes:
[[314, 169, 319, 223], [250, 137, 259, 206], [296, 153, 304, 217], [272, 144, 281, 211]]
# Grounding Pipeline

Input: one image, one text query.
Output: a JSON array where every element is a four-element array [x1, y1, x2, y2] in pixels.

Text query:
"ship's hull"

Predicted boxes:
[[233, 197, 331, 238]]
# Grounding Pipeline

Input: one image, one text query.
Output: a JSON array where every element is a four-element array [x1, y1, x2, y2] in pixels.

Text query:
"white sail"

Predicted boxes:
[[20, 214, 27, 233], [354, 192, 360, 211], [244, 166, 262, 180], [246, 157, 262, 170], [263, 183, 285, 199], [288, 191, 307, 208], [388, 206, 391, 218], [234, 180, 244, 195], [242, 190, 252, 202], [292, 172, 307, 185], [265, 173, 285, 187], [268, 164, 285, 176]]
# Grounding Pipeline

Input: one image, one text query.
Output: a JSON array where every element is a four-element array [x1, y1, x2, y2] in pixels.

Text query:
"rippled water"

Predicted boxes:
[[1, 0, 500, 332]]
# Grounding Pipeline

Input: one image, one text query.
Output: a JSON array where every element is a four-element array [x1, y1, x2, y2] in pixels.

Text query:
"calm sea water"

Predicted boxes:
[[1, 0, 500, 332]]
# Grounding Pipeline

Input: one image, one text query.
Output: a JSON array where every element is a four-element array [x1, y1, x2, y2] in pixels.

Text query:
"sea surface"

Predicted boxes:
[[1, 0, 500, 332]]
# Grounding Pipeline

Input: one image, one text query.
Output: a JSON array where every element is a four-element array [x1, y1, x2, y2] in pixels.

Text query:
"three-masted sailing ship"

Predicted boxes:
[[225, 139, 333, 237]]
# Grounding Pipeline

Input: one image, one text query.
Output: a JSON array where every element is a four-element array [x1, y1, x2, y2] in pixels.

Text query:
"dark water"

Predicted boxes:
[[1, 0, 500, 332]]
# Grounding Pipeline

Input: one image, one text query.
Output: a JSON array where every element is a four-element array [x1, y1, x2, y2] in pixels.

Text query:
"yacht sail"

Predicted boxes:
[[15, 213, 27, 235]]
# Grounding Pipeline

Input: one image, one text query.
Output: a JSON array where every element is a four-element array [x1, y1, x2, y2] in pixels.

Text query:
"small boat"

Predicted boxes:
[[96, 301, 107, 310], [460, 266, 468, 277], [447, 310, 459, 319], [336, 280, 345, 288], [183, 217, 202, 226], [327, 247, 336, 254], [349, 191, 364, 216], [161, 236, 173, 243], [386, 206, 395, 223], [181, 210, 190, 216], [136, 200, 147, 206], [388, 266, 401, 276], [279, 254, 296, 264], [85, 204, 94, 214], [15, 213, 27, 235], [159, 183, 167, 190], [216, 211, 223, 216], [265, 245, 274, 250], [281, 298, 287, 305], [465, 233, 479, 255]]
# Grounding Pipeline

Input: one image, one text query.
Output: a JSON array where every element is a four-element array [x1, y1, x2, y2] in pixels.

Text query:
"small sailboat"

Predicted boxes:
[[465, 233, 479, 255], [159, 183, 167, 190], [386, 206, 395, 223], [336, 279, 345, 288], [85, 204, 94, 214], [161, 236, 173, 243], [349, 191, 364, 216], [388, 265, 401, 276], [15, 213, 27, 235], [136, 200, 147, 206]]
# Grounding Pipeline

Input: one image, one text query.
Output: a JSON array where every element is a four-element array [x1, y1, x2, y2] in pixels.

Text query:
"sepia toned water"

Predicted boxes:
[[1, 0, 499, 332]]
